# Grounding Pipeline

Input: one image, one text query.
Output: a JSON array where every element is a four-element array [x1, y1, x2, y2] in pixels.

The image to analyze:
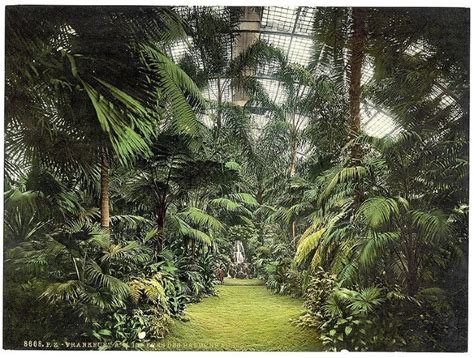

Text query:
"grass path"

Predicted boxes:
[[155, 278, 321, 351]]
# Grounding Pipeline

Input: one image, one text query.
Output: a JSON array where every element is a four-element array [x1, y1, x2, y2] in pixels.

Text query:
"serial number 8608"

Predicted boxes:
[[23, 340, 50, 348]]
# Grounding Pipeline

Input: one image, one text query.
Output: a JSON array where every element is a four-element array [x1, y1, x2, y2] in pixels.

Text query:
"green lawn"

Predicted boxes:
[[222, 278, 265, 286], [154, 278, 321, 351]]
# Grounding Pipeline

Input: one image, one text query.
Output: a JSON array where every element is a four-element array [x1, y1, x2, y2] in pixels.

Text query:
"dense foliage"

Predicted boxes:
[[4, 6, 469, 352]]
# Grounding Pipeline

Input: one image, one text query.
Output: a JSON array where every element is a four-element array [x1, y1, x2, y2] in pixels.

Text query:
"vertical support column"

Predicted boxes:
[[232, 7, 261, 106]]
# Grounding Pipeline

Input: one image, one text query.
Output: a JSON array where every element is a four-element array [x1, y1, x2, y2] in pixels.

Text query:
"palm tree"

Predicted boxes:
[[296, 5, 468, 292], [348, 8, 367, 205], [120, 131, 254, 255], [176, 7, 284, 147], [244, 52, 349, 247], [5, 7, 203, 231]]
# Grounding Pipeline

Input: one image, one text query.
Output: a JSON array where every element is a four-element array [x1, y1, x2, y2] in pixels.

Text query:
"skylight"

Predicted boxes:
[[169, 6, 409, 140]]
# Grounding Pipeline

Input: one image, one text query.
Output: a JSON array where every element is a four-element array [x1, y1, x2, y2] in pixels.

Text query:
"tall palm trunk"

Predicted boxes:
[[349, 7, 367, 206], [256, 186, 265, 246], [288, 124, 298, 243], [406, 252, 419, 296], [155, 198, 167, 254], [100, 149, 110, 230], [405, 233, 419, 296], [153, 158, 173, 255], [289, 114, 298, 177], [291, 221, 298, 249], [289, 140, 297, 177], [216, 77, 222, 135]]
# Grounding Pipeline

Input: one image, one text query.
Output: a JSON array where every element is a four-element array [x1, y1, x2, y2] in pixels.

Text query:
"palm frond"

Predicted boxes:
[[85, 261, 129, 297], [177, 207, 224, 232], [295, 228, 326, 265], [40, 280, 84, 304], [357, 196, 400, 229], [320, 166, 367, 202], [410, 209, 449, 241], [359, 231, 401, 267]]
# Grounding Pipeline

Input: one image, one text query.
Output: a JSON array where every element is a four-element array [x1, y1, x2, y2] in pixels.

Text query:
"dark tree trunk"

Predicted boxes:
[[256, 186, 265, 246], [291, 220, 297, 249], [406, 235, 419, 296], [155, 200, 167, 254], [289, 140, 297, 177], [100, 150, 110, 230], [349, 7, 367, 206], [288, 127, 298, 242], [289, 115, 298, 177], [406, 251, 419, 296], [256, 186, 264, 206], [216, 78, 222, 139]]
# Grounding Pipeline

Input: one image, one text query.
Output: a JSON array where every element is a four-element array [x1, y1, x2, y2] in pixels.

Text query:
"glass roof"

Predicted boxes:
[[168, 6, 453, 140]]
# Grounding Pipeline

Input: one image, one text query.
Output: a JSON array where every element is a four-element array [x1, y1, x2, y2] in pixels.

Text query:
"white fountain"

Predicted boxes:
[[230, 240, 250, 278], [234, 240, 245, 264]]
